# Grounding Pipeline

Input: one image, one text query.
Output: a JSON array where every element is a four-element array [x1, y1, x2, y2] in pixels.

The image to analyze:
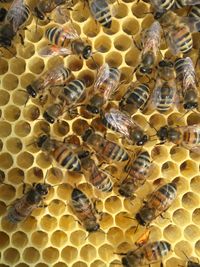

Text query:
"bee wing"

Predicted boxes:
[[62, 24, 79, 39], [53, 5, 71, 24], [6, 0, 27, 32], [180, 16, 200, 33], [103, 109, 136, 139], [165, 33, 181, 55], [148, 78, 163, 109], [94, 63, 110, 91], [38, 45, 73, 57], [42, 65, 67, 87], [180, 0, 200, 5]]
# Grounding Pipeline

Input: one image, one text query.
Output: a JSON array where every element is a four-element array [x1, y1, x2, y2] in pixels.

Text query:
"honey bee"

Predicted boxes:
[[174, 57, 199, 110], [136, 182, 177, 227], [36, 134, 89, 172], [70, 188, 100, 232], [101, 108, 149, 146], [134, 21, 161, 75], [173, 0, 200, 9], [87, 0, 112, 28], [44, 24, 92, 59], [80, 154, 113, 192], [82, 128, 129, 163], [158, 11, 200, 55], [119, 83, 150, 113], [0, 0, 30, 48], [119, 241, 171, 267], [119, 150, 151, 198], [157, 124, 200, 154], [86, 63, 121, 114], [6, 182, 50, 224], [43, 79, 86, 123], [26, 65, 71, 98], [34, 0, 73, 20], [148, 60, 177, 113]]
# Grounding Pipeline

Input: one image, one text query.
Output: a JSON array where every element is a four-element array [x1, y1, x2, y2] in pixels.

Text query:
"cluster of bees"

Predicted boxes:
[[1, 0, 200, 266]]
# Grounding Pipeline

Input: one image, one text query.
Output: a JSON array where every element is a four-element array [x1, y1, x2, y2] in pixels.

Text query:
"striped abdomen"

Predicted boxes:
[[46, 26, 69, 47], [159, 0, 175, 11], [182, 128, 200, 146], [120, 83, 150, 109], [189, 5, 200, 19], [90, 0, 112, 28], [129, 151, 151, 179], [71, 188, 96, 222], [7, 4, 30, 29], [53, 145, 81, 171], [63, 79, 85, 105], [101, 140, 129, 162], [6, 193, 38, 224], [171, 24, 192, 54], [90, 165, 113, 192], [156, 83, 175, 112], [149, 182, 177, 212]]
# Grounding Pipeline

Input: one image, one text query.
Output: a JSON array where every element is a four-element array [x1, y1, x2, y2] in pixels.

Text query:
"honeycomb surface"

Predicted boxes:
[[0, 0, 200, 266]]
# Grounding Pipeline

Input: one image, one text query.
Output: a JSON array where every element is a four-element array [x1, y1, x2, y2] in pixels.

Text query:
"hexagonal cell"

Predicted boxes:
[[163, 224, 181, 243], [174, 240, 193, 259], [83, 19, 101, 38], [51, 230, 68, 248], [105, 51, 123, 67], [22, 247, 40, 264], [72, 262, 87, 267], [0, 231, 10, 250], [192, 208, 200, 227], [180, 160, 198, 177], [3, 248, 20, 265], [151, 145, 169, 164], [90, 260, 106, 267], [190, 176, 200, 194], [0, 58, 8, 75], [170, 146, 188, 163], [113, 3, 128, 19], [0, 122, 12, 138], [122, 17, 140, 35], [16, 152, 34, 169], [105, 196, 122, 214], [22, 105, 40, 121], [10, 58, 26, 75], [26, 26, 43, 43], [59, 214, 76, 231], [0, 90, 10, 106], [195, 240, 200, 257], [42, 247, 59, 264], [7, 168, 24, 185], [4, 105, 21, 121], [125, 48, 139, 67], [48, 199, 66, 217], [187, 112, 200, 125], [11, 231, 28, 249], [131, 1, 149, 18], [18, 42, 35, 59], [161, 161, 179, 178], [61, 246, 78, 263], [2, 74, 19, 91], [184, 224, 200, 242], [182, 192, 199, 210], [94, 35, 112, 53], [103, 19, 120, 35], [31, 231, 48, 248], [98, 244, 114, 262], [14, 121, 31, 137], [80, 244, 97, 262], [12, 90, 29, 106], [173, 208, 191, 226], [28, 57, 45, 75], [107, 227, 124, 245], [0, 153, 14, 169], [20, 216, 38, 233], [72, 3, 89, 22], [40, 215, 57, 232]]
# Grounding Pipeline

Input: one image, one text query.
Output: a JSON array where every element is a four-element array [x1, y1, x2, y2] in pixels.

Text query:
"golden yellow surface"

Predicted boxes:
[[0, 0, 200, 266]]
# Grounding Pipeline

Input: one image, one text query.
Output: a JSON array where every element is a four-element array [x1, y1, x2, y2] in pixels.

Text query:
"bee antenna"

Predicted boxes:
[[174, 110, 189, 124], [91, 55, 99, 70], [181, 250, 190, 260]]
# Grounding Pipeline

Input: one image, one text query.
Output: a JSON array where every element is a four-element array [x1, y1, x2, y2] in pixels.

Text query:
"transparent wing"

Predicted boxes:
[[180, 16, 200, 32], [62, 23, 79, 40], [6, 0, 28, 32], [42, 65, 66, 87], [38, 45, 73, 57], [94, 63, 110, 92], [180, 0, 200, 5], [103, 108, 137, 138], [53, 5, 71, 24]]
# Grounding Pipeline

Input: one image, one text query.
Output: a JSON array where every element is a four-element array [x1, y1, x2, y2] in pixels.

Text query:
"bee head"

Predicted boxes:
[[132, 130, 148, 146], [0, 8, 7, 22], [86, 104, 100, 114], [37, 134, 49, 148], [43, 111, 55, 124], [122, 257, 130, 267], [154, 11, 164, 20], [139, 66, 152, 75], [184, 102, 198, 110], [157, 126, 168, 141], [118, 186, 133, 198], [35, 183, 49, 195], [26, 85, 37, 98], [83, 45, 92, 59], [86, 222, 100, 232], [136, 207, 154, 226], [82, 128, 93, 142], [34, 7, 45, 20]]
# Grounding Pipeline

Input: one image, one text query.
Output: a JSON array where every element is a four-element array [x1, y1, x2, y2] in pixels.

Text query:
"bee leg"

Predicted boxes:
[[160, 213, 172, 223], [132, 36, 142, 51], [19, 33, 24, 46]]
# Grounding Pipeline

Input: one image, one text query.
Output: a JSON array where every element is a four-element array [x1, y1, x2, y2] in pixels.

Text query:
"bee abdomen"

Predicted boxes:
[[189, 5, 200, 19], [108, 143, 129, 162], [71, 188, 90, 212], [63, 79, 85, 104], [54, 146, 81, 171], [175, 29, 192, 54]]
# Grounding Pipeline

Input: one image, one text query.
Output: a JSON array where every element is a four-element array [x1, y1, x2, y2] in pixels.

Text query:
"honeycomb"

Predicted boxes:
[[0, 0, 200, 266]]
